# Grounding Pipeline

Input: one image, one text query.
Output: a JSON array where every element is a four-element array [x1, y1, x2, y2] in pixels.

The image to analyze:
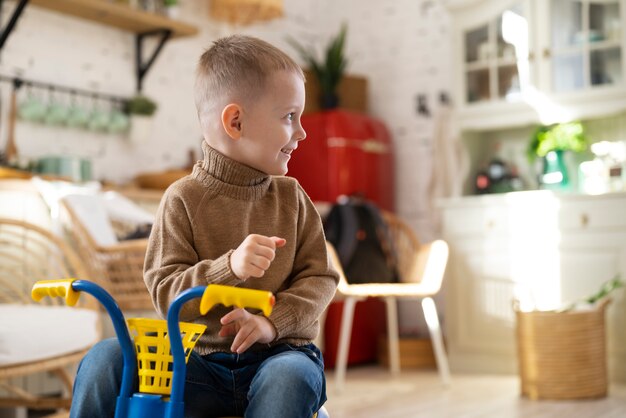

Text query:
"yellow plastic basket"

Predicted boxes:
[[127, 318, 206, 395]]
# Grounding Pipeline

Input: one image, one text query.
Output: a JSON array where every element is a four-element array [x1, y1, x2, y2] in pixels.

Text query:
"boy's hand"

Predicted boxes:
[[230, 234, 286, 280], [219, 308, 277, 354]]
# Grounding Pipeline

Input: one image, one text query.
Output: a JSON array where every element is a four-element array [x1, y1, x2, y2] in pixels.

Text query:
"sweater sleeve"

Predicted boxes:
[[143, 185, 243, 321], [268, 185, 339, 340]]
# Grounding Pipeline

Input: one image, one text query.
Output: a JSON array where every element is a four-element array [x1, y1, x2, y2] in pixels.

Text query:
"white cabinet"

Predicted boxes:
[[441, 191, 626, 381], [448, 0, 626, 130]]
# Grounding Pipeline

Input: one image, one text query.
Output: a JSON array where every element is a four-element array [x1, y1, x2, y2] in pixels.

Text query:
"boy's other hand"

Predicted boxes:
[[230, 234, 286, 280], [219, 308, 277, 353]]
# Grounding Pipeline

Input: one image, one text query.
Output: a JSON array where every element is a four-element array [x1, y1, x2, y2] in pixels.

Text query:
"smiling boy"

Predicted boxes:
[[69, 35, 338, 418]]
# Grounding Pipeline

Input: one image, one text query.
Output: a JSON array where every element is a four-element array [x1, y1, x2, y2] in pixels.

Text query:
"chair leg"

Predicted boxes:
[[422, 297, 451, 387], [384, 297, 400, 375], [335, 296, 357, 392]]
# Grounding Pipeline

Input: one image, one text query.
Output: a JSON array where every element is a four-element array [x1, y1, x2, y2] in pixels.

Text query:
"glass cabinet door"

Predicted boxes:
[[463, 2, 530, 105], [550, 0, 623, 92], [465, 25, 490, 103]]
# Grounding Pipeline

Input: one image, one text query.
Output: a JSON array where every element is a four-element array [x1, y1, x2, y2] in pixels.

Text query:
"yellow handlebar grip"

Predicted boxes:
[[31, 279, 80, 307], [200, 285, 275, 317]]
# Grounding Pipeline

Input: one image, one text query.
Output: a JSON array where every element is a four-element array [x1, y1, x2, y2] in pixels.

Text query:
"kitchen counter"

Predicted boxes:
[[439, 189, 626, 208]]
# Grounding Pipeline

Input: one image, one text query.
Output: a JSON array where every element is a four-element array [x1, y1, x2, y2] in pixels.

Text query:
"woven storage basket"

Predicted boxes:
[[60, 200, 153, 311], [516, 299, 610, 400]]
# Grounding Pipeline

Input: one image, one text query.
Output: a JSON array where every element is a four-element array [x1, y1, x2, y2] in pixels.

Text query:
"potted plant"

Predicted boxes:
[[287, 23, 348, 109], [162, 0, 180, 18], [125, 94, 157, 143], [527, 121, 589, 190]]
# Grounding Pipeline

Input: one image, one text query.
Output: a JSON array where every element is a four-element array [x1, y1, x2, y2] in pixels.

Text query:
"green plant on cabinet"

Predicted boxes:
[[527, 122, 590, 191]]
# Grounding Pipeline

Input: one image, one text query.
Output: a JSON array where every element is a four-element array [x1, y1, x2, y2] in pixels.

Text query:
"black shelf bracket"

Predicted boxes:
[[136, 29, 171, 93], [0, 0, 29, 51]]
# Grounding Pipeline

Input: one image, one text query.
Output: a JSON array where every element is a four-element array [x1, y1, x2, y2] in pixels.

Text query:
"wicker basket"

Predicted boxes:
[[60, 200, 154, 312], [516, 299, 610, 400]]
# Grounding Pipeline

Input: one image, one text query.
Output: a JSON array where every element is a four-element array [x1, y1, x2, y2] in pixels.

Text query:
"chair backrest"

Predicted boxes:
[[59, 199, 154, 311], [325, 241, 350, 294], [0, 217, 98, 311], [382, 211, 449, 293], [328, 212, 449, 294], [380, 211, 421, 282]]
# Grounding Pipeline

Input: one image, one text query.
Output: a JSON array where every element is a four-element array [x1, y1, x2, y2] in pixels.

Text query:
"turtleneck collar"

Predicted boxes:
[[192, 141, 272, 200]]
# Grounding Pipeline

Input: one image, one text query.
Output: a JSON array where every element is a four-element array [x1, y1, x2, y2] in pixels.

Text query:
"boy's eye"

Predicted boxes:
[[286, 112, 295, 121]]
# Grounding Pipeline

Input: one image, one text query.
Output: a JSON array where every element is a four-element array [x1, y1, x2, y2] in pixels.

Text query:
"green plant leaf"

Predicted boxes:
[[562, 274, 623, 311], [527, 122, 589, 161], [586, 275, 623, 304], [125, 95, 157, 116], [286, 36, 316, 65], [286, 23, 348, 108]]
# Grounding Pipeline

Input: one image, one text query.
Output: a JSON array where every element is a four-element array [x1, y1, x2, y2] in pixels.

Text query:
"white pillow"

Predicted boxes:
[[102, 191, 154, 225], [0, 304, 100, 366], [63, 194, 118, 246]]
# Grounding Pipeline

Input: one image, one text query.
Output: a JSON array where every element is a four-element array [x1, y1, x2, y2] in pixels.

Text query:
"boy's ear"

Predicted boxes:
[[221, 103, 243, 140]]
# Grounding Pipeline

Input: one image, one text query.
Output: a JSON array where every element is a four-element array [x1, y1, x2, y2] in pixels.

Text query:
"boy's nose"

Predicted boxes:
[[296, 126, 307, 142]]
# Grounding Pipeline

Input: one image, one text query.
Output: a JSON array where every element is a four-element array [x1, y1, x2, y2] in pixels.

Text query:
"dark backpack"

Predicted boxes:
[[324, 198, 399, 284]]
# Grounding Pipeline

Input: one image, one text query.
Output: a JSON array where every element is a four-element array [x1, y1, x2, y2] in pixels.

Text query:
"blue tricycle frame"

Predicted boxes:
[[31, 279, 275, 418]]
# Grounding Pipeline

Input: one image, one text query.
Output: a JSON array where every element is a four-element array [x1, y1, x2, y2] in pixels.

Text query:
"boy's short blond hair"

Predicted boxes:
[[195, 35, 304, 118]]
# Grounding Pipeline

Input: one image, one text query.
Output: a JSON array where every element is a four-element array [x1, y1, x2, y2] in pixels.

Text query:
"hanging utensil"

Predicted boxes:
[[4, 79, 21, 163]]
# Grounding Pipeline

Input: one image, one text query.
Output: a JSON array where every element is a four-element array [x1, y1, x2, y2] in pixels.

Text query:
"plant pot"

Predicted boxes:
[[540, 150, 570, 191], [320, 92, 340, 110], [163, 5, 180, 19], [129, 115, 153, 144]]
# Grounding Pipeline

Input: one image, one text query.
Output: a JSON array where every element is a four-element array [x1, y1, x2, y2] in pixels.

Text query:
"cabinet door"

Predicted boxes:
[[558, 196, 626, 381], [462, 1, 533, 105], [559, 231, 626, 382], [443, 203, 519, 373], [540, 0, 624, 93], [453, 0, 543, 129]]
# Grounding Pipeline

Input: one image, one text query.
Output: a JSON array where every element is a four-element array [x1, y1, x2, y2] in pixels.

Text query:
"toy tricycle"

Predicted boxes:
[[31, 279, 274, 418]]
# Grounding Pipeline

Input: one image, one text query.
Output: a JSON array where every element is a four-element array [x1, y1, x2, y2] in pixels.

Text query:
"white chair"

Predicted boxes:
[[326, 211, 451, 391]]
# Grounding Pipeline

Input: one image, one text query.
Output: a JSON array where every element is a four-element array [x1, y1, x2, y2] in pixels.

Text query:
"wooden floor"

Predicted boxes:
[[323, 366, 626, 418], [6, 367, 625, 417]]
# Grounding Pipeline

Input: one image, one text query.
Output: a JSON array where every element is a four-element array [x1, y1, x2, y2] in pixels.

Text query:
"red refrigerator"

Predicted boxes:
[[288, 109, 395, 368], [289, 109, 394, 211]]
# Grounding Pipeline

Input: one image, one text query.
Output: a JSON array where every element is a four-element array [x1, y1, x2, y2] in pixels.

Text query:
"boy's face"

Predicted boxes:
[[236, 70, 306, 176]]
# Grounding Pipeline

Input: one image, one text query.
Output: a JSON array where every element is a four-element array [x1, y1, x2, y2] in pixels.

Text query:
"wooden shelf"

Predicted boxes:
[[30, 0, 199, 38]]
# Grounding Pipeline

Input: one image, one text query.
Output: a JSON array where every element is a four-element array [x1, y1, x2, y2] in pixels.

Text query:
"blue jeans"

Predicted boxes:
[[71, 338, 327, 418]]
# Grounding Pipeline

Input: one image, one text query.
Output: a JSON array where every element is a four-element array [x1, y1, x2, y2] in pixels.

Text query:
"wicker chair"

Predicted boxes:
[[59, 198, 153, 312], [0, 218, 100, 415], [326, 211, 451, 391]]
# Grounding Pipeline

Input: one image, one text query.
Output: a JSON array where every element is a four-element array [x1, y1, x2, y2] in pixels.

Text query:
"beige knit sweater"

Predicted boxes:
[[144, 142, 339, 355]]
